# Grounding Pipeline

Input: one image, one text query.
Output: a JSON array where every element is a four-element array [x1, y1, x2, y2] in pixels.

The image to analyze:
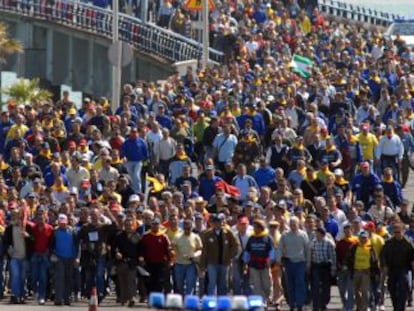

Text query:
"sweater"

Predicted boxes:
[[121, 137, 148, 162], [52, 227, 78, 259], [140, 231, 170, 264]]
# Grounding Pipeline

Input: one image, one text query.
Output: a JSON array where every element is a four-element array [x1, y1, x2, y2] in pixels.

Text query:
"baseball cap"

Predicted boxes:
[[334, 168, 344, 176], [359, 230, 369, 238], [253, 218, 266, 229], [80, 179, 91, 188], [72, 117, 83, 124], [363, 221, 376, 232], [128, 194, 141, 204], [152, 217, 161, 225], [58, 214, 68, 224], [194, 212, 204, 220]]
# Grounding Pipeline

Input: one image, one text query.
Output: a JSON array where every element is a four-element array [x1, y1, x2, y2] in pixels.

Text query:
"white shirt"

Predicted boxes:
[[156, 137, 177, 161], [375, 134, 404, 160], [213, 133, 238, 163]]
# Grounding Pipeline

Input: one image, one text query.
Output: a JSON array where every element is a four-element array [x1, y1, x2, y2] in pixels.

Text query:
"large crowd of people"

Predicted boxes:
[[1, 0, 414, 311]]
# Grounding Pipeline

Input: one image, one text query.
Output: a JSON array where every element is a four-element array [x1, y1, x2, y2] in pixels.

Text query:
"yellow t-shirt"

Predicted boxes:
[[301, 16, 312, 34], [354, 242, 371, 270], [7, 124, 29, 139], [173, 232, 202, 265], [358, 133, 378, 161]]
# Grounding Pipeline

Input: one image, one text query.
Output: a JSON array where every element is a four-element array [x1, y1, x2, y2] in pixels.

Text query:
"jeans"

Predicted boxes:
[[337, 269, 354, 311], [55, 258, 74, 303], [30, 254, 49, 300], [207, 264, 228, 295], [125, 161, 143, 193], [174, 263, 198, 295], [388, 269, 409, 311], [232, 259, 250, 295], [85, 258, 106, 298], [284, 260, 306, 308], [10, 258, 26, 299]]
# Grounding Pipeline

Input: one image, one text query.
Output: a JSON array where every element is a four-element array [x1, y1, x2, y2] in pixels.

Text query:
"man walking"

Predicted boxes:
[[121, 127, 148, 193], [309, 227, 336, 311], [243, 218, 275, 306], [278, 216, 310, 311], [381, 223, 414, 311], [200, 214, 240, 295]]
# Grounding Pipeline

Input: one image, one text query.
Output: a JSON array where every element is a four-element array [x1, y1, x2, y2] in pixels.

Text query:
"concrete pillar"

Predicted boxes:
[[86, 38, 94, 94], [15, 22, 33, 77], [45, 28, 53, 82], [130, 57, 136, 82], [67, 35, 73, 85]]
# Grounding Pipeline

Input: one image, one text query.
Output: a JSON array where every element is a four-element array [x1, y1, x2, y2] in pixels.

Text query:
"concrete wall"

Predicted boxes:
[[1, 16, 175, 97]]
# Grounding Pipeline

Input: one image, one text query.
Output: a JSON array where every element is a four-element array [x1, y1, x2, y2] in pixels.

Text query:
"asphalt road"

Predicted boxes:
[[0, 173, 414, 310]]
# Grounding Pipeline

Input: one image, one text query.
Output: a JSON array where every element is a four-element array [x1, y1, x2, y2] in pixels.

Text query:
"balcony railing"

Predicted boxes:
[[0, 0, 223, 63], [318, 0, 401, 27]]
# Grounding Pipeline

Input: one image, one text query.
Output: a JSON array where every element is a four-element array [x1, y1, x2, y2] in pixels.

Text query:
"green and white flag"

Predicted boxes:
[[290, 54, 313, 79]]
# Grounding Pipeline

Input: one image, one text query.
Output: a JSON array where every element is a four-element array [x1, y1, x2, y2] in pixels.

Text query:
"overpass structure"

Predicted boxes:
[[0, 0, 401, 98], [0, 0, 223, 98]]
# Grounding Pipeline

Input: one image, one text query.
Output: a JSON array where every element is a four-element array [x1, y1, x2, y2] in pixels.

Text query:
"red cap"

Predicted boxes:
[[363, 221, 376, 232], [80, 179, 91, 188]]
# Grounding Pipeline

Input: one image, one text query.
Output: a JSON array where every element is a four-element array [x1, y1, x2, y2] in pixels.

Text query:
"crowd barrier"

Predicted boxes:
[[0, 0, 224, 64], [318, 0, 401, 27], [149, 292, 265, 310]]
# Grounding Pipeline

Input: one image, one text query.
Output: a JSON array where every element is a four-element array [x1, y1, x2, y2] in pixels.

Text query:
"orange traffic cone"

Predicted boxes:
[[89, 287, 98, 311]]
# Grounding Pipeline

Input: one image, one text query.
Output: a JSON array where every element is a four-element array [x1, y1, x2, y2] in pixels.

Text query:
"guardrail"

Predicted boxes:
[[318, 0, 401, 27], [0, 0, 223, 64]]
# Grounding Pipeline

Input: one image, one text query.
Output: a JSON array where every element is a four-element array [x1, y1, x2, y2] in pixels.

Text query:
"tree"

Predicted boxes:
[[2, 78, 52, 105], [0, 22, 23, 65]]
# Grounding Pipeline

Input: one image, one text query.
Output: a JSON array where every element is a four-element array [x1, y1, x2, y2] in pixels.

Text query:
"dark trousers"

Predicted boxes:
[[146, 262, 168, 293], [388, 269, 409, 311], [159, 159, 170, 178], [55, 258, 74, 304], [310, 263, 331, 311]]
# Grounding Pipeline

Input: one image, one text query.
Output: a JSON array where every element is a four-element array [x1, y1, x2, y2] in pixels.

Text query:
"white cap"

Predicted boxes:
[[128, 194, 140, 203]]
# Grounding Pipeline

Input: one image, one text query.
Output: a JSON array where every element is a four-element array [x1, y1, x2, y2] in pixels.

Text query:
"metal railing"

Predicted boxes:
[[0, 0, 223, 63], [318, 0, 401, 27]]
